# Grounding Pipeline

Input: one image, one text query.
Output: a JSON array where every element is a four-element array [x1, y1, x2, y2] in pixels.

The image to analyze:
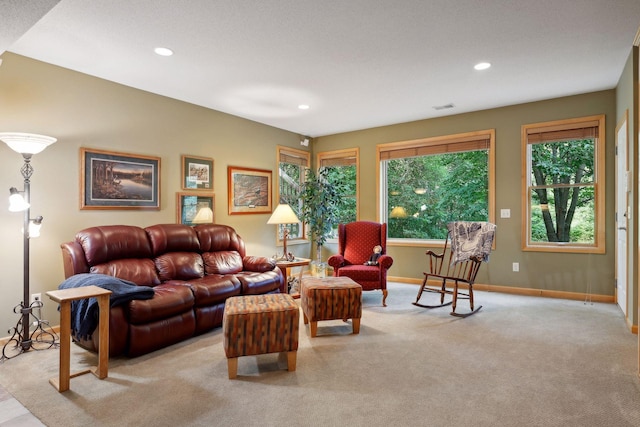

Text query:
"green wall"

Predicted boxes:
[[316, 90, 618, 302], [0, 49, 630, 335]]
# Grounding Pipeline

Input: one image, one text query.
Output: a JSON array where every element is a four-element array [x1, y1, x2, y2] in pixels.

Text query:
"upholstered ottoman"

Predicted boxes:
[[300, 276, 362, 337], [222, 294, 299, 379]]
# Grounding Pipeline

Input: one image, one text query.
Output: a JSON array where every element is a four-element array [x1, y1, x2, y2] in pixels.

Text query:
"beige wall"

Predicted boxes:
[[316, 90, 618, 302], [0, 53, 310, 332]]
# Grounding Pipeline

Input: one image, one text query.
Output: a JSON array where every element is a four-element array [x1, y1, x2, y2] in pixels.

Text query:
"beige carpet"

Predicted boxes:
[[0, 282, 639, 427]]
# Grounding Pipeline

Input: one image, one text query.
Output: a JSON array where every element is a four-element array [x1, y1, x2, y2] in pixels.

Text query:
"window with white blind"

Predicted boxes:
[[377, 130, 495, 242], [522, 115, 605, 253], [276, 146, 310, 242], [317, 148, 359, 237]]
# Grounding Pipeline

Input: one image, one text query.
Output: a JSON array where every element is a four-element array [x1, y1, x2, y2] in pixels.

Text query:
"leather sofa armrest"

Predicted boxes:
[[243, 255, 276, 273], [60, 241, 90, 278], [327, 254, 345, 269]]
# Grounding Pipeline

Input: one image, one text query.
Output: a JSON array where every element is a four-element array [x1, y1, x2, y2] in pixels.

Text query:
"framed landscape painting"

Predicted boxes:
[[181, 155, 214, 190], [80, 148, 161, 210], [227, 166, 272, 215]]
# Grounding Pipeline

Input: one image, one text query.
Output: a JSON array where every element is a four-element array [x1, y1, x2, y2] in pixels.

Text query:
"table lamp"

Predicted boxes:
[[267, 203, 300, 261]]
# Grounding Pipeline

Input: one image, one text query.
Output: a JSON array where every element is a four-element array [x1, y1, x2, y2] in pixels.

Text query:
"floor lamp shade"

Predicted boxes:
[[0, 132, 57, 155]]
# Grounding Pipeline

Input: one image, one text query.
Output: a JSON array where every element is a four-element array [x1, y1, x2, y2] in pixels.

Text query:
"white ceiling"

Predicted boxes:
[[2, 0, 640, 137]]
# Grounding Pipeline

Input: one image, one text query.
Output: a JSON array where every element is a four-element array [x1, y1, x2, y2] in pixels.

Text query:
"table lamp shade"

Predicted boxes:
[[267, 204, 300, 225]]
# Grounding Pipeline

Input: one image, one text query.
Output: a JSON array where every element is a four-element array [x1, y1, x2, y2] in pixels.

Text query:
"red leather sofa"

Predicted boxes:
[[60, 223, 283, 357]]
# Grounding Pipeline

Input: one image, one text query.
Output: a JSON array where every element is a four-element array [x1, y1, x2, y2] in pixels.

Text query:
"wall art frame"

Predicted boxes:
[[176, 192, 215, 225], [80, 147, 161, 210], [227, 166, 272, 215], [181, 155, 214, 190]]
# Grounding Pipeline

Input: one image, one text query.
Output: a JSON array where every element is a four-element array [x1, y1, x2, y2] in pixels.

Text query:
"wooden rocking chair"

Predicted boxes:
[[412, 221, 495, 317]]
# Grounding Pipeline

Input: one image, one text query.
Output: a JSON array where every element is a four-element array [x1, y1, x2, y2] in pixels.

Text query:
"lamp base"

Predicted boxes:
[[0, 301, 58, 362], [272, 252, 295, 262]]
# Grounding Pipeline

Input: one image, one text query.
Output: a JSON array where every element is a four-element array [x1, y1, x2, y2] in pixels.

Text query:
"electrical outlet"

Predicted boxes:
[[512, 262, 520, 272], [31, 293, 42, 304]]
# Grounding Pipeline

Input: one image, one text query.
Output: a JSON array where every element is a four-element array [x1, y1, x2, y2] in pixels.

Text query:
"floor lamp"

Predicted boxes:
[[0, 132, 59, 361]]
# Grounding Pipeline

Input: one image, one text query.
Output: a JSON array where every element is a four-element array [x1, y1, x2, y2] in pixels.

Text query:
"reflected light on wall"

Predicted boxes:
[[192, 207, 214, 224]]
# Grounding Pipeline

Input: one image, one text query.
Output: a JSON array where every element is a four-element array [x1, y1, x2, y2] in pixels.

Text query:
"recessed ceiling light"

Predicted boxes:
[[298, 104, 310, 110], [474, 62, 491, 71], [154, 47, 174, 57]]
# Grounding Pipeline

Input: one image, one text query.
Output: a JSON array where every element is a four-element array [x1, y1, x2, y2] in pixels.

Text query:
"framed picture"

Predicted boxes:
[[181, 155, 214, 190], [227, 166, 272, 215], [176, 192, 215, 225], [80, 148, 161, 210]]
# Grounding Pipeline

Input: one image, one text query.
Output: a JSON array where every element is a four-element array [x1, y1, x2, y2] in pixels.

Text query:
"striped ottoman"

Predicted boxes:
[[222, 294, 299, 379], [300, 276, 362, 337]]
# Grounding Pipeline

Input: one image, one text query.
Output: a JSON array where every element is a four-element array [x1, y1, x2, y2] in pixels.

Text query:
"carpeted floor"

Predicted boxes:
[[0, 282, 639, 427]]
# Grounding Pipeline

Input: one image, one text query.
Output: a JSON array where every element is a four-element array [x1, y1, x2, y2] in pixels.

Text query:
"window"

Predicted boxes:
[[276, 146, 310, 243], [522, 115, 605, 253], [377, 130, 495, 242], [317, 148, 359, 237]]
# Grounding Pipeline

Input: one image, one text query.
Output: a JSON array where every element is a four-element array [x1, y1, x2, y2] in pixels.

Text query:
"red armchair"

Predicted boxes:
[[327, 221, 393, 306]]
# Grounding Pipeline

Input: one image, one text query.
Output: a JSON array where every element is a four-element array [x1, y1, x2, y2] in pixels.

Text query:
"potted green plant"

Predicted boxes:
[[299, 167, 343, 276]]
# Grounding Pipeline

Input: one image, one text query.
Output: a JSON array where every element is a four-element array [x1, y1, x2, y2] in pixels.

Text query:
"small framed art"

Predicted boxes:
[[176, 192, 215, 225], [181, 155, 214, 190]]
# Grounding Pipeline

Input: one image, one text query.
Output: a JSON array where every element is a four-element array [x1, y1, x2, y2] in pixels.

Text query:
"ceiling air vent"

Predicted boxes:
[[433, 103, 455, 111]]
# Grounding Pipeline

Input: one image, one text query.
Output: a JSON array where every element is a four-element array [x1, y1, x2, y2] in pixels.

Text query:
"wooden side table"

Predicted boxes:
[[275, 258, 310, 297], [46, 285, 112, 392]]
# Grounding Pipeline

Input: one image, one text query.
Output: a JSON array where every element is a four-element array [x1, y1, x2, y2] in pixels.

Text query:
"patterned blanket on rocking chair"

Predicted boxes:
[[447, 221, 496, 265]]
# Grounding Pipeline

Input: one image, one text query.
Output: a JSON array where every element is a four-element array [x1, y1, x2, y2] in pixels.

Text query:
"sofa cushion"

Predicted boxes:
[[90, 259, 161, 287], [177, 275, 242, 306], [203, 251, 243, 275], [77, 225, 153, 266], [194, 224, 246, 257], [145, 224, 200, 256], [154, 252, 204, 282], [127, 283, 194, 324]]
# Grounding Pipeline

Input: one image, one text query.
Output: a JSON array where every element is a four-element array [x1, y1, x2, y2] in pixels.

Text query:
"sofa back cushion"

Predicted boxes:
[[155, 252, 204, 281], [145, 224, 201, 256], [144, 224, 205, 282], [90, 259, 160, 287], [77, 225, 153, 265], [76, 225, 161, 286], [202, 251, 243, 275], [194, 224, 246, 258]]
